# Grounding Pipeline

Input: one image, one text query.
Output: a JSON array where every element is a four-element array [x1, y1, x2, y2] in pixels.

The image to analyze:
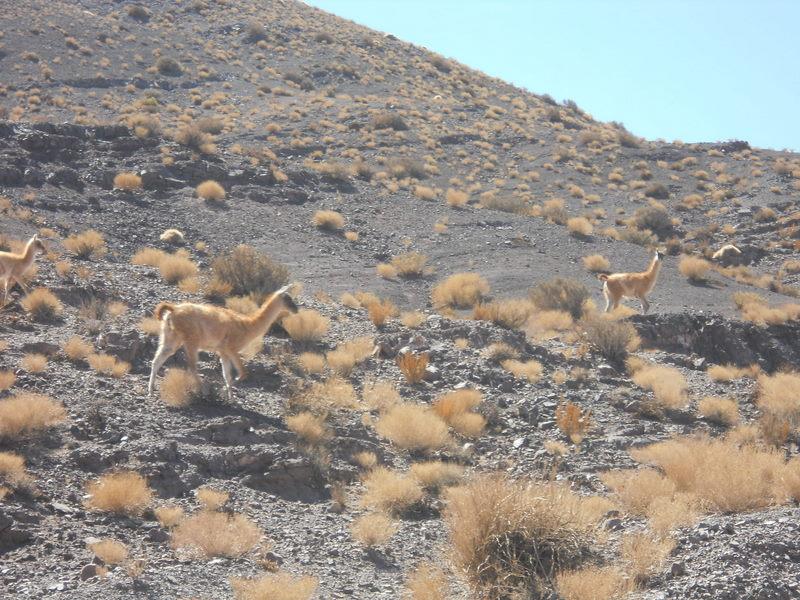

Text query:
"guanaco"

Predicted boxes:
[[0, 234, 47, 305], [148, 284, 298, 401], [599, 249, 664, 314]]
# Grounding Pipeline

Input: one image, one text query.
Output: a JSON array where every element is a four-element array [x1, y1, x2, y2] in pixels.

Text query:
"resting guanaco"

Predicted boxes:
[[148, 284, 298, 401], [599, 249, 664, 314], [0, 234, 46, 305]]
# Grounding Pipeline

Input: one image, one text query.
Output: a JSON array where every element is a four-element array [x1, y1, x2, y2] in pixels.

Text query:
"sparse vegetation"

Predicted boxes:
[[172, 511, 261, 558], [375, 404, 451, 452], [431, 273, 490, 308], [20, 288, 63, 321], [63, 229, 105, 259], [530, 278, 589, 319], [313, 210, 345, 231], [231, 572, 318, 600], [0, 393, 65, 439], [160, 368, 199, 407], [196, 180, 226, 202], [283, 309, 330, 342], [211, 245, 289, 299], [85, 471, 152, 515]]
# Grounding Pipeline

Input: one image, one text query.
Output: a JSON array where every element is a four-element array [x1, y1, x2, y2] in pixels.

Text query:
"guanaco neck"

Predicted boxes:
[[245, 293, 286, 338], [13, 237, 39, 267], [644, 255, 662, 283]]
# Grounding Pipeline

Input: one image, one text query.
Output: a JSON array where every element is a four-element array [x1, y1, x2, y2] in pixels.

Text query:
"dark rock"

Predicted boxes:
[[80, 564, 100, 581]]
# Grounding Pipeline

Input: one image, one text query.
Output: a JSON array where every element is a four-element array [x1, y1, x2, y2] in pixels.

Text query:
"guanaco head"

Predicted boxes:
[[274, 284, 299, 315], [654, 249, 665, 261], [29, 234, 46, 255]]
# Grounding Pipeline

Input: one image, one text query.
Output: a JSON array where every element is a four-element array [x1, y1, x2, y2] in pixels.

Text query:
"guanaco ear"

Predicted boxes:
[[32, 233, 38, 241], [274, 284, 292, 296]]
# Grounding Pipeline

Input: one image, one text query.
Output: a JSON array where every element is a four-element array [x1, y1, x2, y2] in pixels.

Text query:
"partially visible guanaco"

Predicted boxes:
[[0, 234, 47, 305], [599, 249, 664, 314], [148, 284, 299, 401]]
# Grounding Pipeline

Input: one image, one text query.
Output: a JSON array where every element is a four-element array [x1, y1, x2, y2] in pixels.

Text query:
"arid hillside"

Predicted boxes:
[[1, 1, 799, 599]]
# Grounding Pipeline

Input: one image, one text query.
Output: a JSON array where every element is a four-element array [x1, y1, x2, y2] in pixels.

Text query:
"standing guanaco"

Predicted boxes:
[[148, 284, 299, 401], [0, 234, 47, 306], [599, 249, 664, 314]]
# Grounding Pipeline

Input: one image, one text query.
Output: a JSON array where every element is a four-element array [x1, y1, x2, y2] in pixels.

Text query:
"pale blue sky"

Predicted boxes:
[[306, 0, 799, 151]]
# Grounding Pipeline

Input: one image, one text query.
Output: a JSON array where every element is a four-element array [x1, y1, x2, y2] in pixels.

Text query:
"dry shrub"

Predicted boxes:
[[160, 228, 185, 245], [226, 296, 259, 315], [621, 533, 675, 585], [733, 292, 800, 326], [446, 188, 469, 207], [132, 247, 167, 267], [88, 353, 130, 378], [21, 353, 47, 373], [159, 253, 198, 284], [679, 255, 712, 281], [85, 471, 152, 515], [174, 125, 215, 154], [632, 364, 687, 410], [156, 56, 182, 75], [404, 563, 447, 600], [397, 352, 429, 383], [63, 229, 105, 259], [286, 412, 330, 445], [502, 359, 543, 383], [296, 378, 358, 411], [361, 467, 424, 514], [632, 202, 672, 237], [698, 396, 738, 426], [391, 252, 428, 278], [582, 254, 610, 272], [283, 309, 330, 342], [433, 389, 481, 422], [401, 311, 427, 328], [567, 217, 593, 237], [370, 112, 408, 131], [555, 402, 591, 444], [297, 352, 325, 375], [155, 505, 184, 528], [172, 511, 261, 558], [542, 198, 568, 224], [375, 404, 451, 452], [212, 245, 289, 299], [353, 451, 378, 471], [196, 486, 229, 511], [325, 336, 373, 376], [113, 172, 142, 191], [646, 494, 698, 535], [231, 572, 318, 600], [707, 364, 756, 381], [376, 263, 397, 279], [472, 299, 533, 329], [582, 315, 639, 364], [0, 452, 32, 490], [160, 368, 199, 407], [556, 566, 630, 600], [530, 278, 588, 319], [368, 298, 398, 327], [414, 186, 437, 201], [139, 316, 162, 336], [481, 342, 519, 364], [444, 474, 596, 598], [89, 539, 129, 565], [312, 210, 345, 231], [409, 461, 464, 492], [431, 273, 490, 308], [0, 393, 65, 439], [196, 180, 226, 202], [527, 310, 574, 338], [630, 436, 791, 512], [0, 370, 15, 391], [351, 512, 399, 547], [362, 379, 401, 411], [20, 288, 63, 321], [601, 468, 676, 516], [757, 372, 800, 428]]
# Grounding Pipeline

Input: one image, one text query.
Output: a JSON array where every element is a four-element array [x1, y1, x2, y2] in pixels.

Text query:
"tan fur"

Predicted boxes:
[[148, 285, 298, 400], [0, 234, 46, 305], [712, 244, 741, 261], [599, 250, 663, 314]]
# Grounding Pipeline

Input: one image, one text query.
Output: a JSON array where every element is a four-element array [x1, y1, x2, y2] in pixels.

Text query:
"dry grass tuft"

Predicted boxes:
[[196, 486, 229, 511], [155, 505, 184, 529], [391, 252, 429, 278], [431, 273, 490, 308], [283, 309, 330, 342], [601, 468, 676, 516], [375, 404, 451, 452], [211, 245, 289, 300], [400, 311, 427, 328], [87, 353, 130, 378], [231, 572, 318, 600], [632, 364, 687, 411], [362, 379, 402, 411], [409, 461, 464, 492], [502, 359, 543, 383], [85, 471, 153, 515], [404, 563, 448, 600], [679, 255, 712, 282], [555, 402, 592, 444], [530, 278, 588, 319], [621, 532, 675, 585], [160, 368, 199, 407], [295, 378, 358, 411], [698, 396, 739, 426], [297, 352, 326, 375], [158, 253, 198, 284], [444, 474, 596, 598], [0, 370, 15, 392], [582, 254, 610, 272], [353, 451, 379, 470], [20, 288, 63, 321], [351, 512, 399, 547], [757, 371, 800, 430], [707, 363, 758, 381], [63, 229, 105, 259], [89, 539, 129, 565], [312, 210, 345, 230], [397, 352, 429, 383], [361, 467, 424, 514], [433, 389, 485, 437], [196, 180, 226, 202], [325, 336, 374, 376], [21, 353, 47, 373], [582, 315, 639, 364], [446, 188, 469, 208], [567, 217, 593, 237], [472, 298, 534, 329], [368, 298, 398, 327], [132, 247, 167, 267], [62, 336, 93, 361], [113, 172, 142, 191], [286, 412, 331, 445], [172, 511, 261, 558], [556, 566, 631, 600], [0, 393, 65, 439], [0, 451, 33, 490]]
